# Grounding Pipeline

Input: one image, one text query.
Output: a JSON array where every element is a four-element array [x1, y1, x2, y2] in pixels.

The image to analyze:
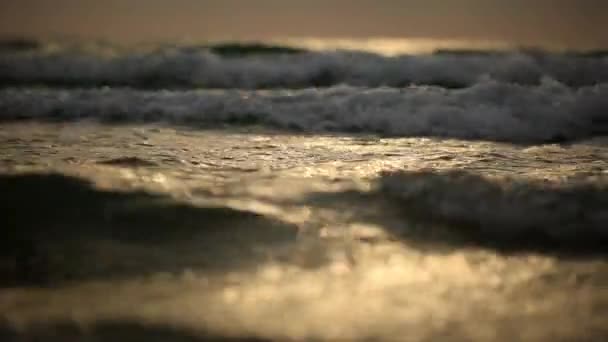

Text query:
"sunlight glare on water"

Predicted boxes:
[[274, 37, 516, 55], [1, 123, 607, 340]]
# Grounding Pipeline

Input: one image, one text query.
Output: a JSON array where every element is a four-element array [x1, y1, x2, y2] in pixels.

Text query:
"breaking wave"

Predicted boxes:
[[2, 80, 608, 143], [1, 45, 607, 89]]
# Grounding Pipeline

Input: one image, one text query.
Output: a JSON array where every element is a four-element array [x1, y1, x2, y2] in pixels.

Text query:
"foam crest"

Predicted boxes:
[[2, 80, 608, 143]]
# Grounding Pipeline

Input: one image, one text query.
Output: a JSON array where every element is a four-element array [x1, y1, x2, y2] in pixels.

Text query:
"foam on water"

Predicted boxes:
[[2, 80, 607, 143], [1, 47, 607, 89]]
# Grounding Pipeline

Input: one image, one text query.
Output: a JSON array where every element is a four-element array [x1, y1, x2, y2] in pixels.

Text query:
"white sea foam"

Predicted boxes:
[[1, 48, 607, 89], [1, 80, 607, 142]]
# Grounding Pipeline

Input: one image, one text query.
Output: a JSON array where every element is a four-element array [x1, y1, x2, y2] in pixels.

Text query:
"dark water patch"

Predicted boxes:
[[381, 170, 608, 256], [0, 320, 271, 342], [565, 50, 608, 58], [206, 42, 306, 57], [0, 173, 299, 287], [0, 38, 41, 53], [96, 156, 158, 167], [436, 47, 608, 59], [432, 48, 506, 56]]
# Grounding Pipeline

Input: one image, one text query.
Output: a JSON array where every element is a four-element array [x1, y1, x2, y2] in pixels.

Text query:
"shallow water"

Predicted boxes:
[[1, 122, 607, 341]]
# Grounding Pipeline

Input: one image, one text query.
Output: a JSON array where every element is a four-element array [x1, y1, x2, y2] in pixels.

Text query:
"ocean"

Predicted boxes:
[[1, 39, 607, 341]]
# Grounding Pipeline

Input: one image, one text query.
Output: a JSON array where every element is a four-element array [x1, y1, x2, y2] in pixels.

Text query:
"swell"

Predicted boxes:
[[377, 170, 608, 253], [1, 80, 607, 143]]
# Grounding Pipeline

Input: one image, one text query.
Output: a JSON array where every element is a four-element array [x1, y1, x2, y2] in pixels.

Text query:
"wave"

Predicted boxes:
[[1, 46, 607, 89], [377, 170, 608, 249], [206, 42, 306, 57], [2, 80, 608, 143]]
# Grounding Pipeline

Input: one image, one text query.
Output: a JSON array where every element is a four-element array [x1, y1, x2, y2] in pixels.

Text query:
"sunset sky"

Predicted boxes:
[[1, 0, 606, 48]]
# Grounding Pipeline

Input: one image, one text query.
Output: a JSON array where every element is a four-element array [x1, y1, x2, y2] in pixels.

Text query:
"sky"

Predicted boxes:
[[0, 0, 606, 49]]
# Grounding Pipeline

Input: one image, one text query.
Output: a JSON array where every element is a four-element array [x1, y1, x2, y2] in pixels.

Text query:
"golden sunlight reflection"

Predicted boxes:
[[274, 37, 516, 56], [2, 123, 608, 341]]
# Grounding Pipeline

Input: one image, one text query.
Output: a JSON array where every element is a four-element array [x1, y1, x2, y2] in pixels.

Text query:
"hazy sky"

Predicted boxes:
[[1, 0, 606, 48]]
